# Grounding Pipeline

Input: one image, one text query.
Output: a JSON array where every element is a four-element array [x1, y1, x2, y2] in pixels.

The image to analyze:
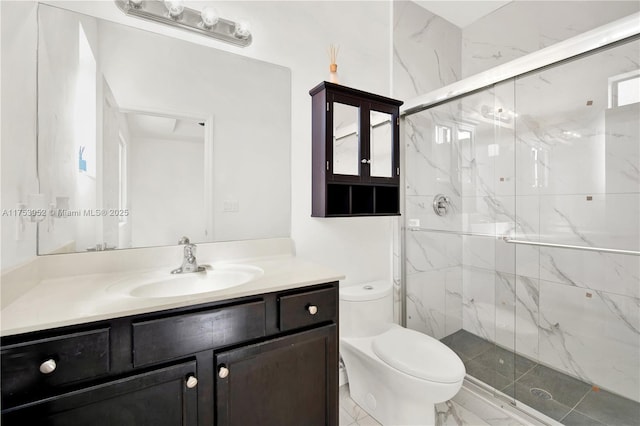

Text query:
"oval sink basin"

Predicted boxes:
[[107, 264, 263, 298]]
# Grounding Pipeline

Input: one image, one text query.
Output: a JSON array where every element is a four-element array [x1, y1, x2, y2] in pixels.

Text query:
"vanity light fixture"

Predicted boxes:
[[165, 0, 184, 19], [200, 6, 219, 28], [114, 0, 252, 47], [233, 19, 251, 40]]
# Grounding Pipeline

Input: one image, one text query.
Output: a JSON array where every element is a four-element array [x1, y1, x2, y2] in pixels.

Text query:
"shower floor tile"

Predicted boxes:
[[561, 410, 606, 426], [440, 329, 640, 425], [464, 359, 513, 391], [441, 329, 493, 361], [516, 364, 591, 408], [472, 345, 537, 379], [502, 382, 573, 421], [572, 388, 640, 426]]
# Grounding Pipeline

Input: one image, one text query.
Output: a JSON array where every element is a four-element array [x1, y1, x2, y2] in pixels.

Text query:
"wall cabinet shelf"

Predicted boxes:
[[310, 81, 403, 217], [1, 283, 339, 426]]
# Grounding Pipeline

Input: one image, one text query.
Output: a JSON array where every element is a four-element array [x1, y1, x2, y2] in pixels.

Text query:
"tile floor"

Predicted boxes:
[[339, 381, 544, 426], [441, 330, 640, 426], [340, 384, 382, 426]]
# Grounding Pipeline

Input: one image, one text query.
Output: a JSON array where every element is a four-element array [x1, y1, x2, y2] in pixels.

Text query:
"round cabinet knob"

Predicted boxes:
[[307, 305, 318, 315], [185, 375, 198, 389], [39, 359, 57, 375], [218, 366, 229, 379]]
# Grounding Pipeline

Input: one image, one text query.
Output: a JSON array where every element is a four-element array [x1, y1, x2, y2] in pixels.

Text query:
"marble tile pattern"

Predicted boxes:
[[393, 0, 462, 324], [393, 1, 461, 100], [339, 385, 382, 426], [403, 35, 640, 404], [339, 382, 546, 426], [461, 1, 640, 79]]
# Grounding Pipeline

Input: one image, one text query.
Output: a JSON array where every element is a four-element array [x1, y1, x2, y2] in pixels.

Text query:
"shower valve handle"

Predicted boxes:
[[433, 194, 450, 217]]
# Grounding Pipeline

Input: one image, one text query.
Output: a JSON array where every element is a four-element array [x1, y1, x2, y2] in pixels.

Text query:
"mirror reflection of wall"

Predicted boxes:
[[37, 4, 291, 255], [370, 111, 393, 178], [332, 103, 360, 176], [125, 112, 206, 248]]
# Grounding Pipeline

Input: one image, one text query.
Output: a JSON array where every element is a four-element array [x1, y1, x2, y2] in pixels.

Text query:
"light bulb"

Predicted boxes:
[[200, 6, 219, 28], [233, 19, 251, 39], [164, 0, 184, 18], [128, 0, 143, 8]]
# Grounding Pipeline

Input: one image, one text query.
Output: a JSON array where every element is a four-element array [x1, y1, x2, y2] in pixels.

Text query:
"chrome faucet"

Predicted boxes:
[[171, 237, 206, 274]]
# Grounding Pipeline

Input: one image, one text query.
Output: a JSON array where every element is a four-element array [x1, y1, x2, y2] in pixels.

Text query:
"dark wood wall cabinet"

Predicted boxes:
[[1, 282, 339, 426], [310, 81, 403, 217]]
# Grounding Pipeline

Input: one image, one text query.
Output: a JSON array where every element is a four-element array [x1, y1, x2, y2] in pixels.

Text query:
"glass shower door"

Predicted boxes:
[[403, 80, 519, 404], [509, 37, 640, 422], [403, 33, 640, 425]]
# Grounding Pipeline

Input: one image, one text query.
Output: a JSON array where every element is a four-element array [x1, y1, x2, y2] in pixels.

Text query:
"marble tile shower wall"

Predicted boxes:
[[404, 38, 639, 403], [461, 1, 640, 78], [393, 0, 462, 324], [508, 39, 640, 403]]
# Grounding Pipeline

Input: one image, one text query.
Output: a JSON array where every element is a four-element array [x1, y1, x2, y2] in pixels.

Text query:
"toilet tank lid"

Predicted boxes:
[[339, 281, 392, 301]]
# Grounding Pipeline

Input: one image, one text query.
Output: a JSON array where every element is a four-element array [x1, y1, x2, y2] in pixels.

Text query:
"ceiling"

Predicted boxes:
[[412, 1, 512, 28], [126, 112, 204, 142]]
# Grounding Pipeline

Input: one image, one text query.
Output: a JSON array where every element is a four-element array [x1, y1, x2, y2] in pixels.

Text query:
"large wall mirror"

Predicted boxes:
[[37, 4, 291, 255]]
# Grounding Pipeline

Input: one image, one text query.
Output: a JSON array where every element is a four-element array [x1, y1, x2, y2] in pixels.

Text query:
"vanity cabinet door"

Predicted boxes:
[[2, 361, 198, 426], [215, 325, 338, 426]]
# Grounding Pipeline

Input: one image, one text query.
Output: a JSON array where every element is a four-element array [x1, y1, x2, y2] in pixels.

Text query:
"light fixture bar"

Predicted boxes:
[[114, 0, 252, 47]]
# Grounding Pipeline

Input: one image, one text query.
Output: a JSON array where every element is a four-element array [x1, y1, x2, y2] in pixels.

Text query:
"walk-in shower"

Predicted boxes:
[[401, 13, 640, 425]]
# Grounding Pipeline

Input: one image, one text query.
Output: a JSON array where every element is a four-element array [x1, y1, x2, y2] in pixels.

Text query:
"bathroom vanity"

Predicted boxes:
[[0, 241, 342, 426]]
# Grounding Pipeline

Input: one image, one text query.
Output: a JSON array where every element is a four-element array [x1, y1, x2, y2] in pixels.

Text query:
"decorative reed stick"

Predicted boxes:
[[328, 44, 339, 66], [328, 44, 339, 83]]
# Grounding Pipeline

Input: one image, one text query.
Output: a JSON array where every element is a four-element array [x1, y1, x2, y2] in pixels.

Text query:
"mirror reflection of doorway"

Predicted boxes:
[[124, 112, 206, 248]]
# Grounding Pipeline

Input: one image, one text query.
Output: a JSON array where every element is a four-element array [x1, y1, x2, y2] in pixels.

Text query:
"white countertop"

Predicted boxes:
[[1, 240, 344, 337]]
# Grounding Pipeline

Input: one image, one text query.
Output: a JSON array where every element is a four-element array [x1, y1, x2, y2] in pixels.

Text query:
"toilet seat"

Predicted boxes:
[[372, 328, 466, 384]]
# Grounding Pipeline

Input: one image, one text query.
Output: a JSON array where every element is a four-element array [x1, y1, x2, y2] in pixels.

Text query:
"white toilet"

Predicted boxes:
[[339, 281, 466, 426]]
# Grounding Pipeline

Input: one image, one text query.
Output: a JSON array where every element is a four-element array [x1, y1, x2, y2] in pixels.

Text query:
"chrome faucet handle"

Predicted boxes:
[[184, 244, 196, 263], [171, 237, 205, 274]]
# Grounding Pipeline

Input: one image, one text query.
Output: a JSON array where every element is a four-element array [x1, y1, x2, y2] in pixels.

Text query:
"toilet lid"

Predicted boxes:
[[372, 328, 466, 384]]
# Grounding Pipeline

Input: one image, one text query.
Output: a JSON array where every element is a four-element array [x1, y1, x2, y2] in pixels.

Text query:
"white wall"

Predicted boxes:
[[1, 1, 394, 286], [129, 136, 205, 247], [37, 4, 104, 254], [1, 2, 39, 269]]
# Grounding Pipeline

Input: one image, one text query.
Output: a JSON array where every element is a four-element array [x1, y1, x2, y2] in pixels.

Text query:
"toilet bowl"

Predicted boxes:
[[340, 281, 465, 426]]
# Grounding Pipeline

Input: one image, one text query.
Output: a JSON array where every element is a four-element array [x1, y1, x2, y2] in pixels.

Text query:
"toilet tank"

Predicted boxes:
[[339, 281, 393, 338]]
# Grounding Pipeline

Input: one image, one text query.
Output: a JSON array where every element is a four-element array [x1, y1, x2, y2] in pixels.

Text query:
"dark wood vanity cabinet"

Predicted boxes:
[[215, 325, 337, 426], [310, 81, 403, 217], [2, 361, 199, 425], [1, 282, 339, 426]]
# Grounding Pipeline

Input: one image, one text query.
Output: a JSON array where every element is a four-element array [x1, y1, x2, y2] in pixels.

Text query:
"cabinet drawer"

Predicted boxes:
[[132, 300, 266, 367], [279, 287, 337, 331], [1, 328, 110, 400]]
